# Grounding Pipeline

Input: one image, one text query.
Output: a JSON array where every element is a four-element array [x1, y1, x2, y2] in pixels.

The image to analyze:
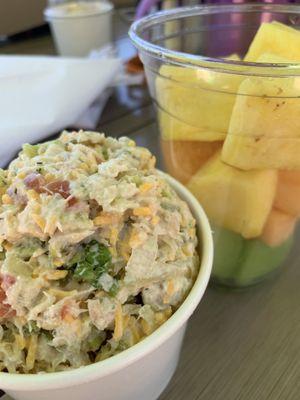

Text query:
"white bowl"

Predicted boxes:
[[0, 172, 213, 400]]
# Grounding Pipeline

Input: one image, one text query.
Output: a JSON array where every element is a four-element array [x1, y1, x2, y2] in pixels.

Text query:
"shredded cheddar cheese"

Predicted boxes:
[[48, 288, 77, 299], [44, 215, 58, 236], [151, 215, 160, 225], [15, 334, 26, 350], [3, 241, 12, 251], [133, 207, 152, 217], [113, 303, 123, 341], [93, 212, 120, 226], [141, 319, 153, 336], [27, 189, 39, 201], [45, 270, 68, 280], [25, 335, 38, 371], [44, 173, 56, 183], [32, 214, 46, 231], [80, 162, 90, 172], [129, 230, 143, 249], [2, 194, 12, 205], [139, 182, 153, 193], [166, 279, 175, 296], [17, 171, 27, 179]]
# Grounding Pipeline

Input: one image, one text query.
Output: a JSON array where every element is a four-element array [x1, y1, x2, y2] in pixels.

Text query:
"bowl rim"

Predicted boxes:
[[129, 3, 300, 77], [0, 171, 213, 391]]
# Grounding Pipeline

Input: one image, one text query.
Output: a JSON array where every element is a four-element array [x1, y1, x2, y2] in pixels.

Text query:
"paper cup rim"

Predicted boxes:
[[44, 1, 114, 21]]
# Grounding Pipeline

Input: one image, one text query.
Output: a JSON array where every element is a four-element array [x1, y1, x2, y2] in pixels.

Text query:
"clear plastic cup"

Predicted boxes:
[[129, 4, 300, 287]]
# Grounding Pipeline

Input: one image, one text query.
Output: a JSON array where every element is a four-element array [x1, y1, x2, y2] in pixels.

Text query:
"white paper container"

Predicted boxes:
[[0, 172, 213, 400], [44, 1, 114, 57]]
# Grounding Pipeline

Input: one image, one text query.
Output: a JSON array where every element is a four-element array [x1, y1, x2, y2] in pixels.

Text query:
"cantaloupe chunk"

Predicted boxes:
[[245, 21, 300, 62], [222, 53, 300, 170], [187, 151, 277, 238], [274, 171, 300, 216], [156, 64, 242, 141], [261, 209, 296, 247], [161, 139, 222, 184]]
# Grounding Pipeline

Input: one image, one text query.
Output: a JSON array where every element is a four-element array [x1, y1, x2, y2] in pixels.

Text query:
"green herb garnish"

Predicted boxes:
[[0, 169, 7, 187], [102, 147, 109, 160], [161, 202, 179, 212], [108, 280, 119, 297], [85, 330, 106, 352], [22, 143, 39, 158], [23, 321, 40, 335], [72, 240, 111, 288], [41, 329, 54, 341]]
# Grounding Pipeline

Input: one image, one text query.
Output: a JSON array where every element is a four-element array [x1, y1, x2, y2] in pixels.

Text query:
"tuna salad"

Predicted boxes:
[[0, 130, 199, 373]]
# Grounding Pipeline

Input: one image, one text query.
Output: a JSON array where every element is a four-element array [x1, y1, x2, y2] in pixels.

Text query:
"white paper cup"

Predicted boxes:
[[0, 172, 213, 400], [44, 1, 114, 57]]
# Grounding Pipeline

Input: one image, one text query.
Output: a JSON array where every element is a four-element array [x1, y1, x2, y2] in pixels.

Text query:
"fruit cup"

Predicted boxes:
[[130, 4, 300, 287]]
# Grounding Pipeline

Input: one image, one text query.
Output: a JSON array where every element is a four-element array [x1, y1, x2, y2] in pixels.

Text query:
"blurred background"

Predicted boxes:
[[0, 0, 297, 39]]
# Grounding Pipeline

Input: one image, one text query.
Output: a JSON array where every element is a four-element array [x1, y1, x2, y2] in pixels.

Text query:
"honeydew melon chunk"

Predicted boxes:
[[261, 209, 296, 247], [234, 236, 293, 286], [222, 53, 300, 170], [211, 225, 293, 285], [187, 151, 277, 239], [156, 63, 242, 141], [274, 171, 300, 217], [211, 225, 245, 280], [161, 138, 222, 184], [245, 21, 300, 62]]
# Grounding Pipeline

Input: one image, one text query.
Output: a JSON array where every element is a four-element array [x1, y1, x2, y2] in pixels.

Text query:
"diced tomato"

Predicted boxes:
[[67, 196, 78, 207], [60, 304, 74, 323], [0, 296, 15, 318], [24, 173, 46, 192], [24, 174, 72, 201], [24, 172, 76, 210], [0, 276, 16, 318], [1, 275, 16, 292], [45, 180, 71, 199], [0, 287, 5, 302], [60, 304, 69, 320]]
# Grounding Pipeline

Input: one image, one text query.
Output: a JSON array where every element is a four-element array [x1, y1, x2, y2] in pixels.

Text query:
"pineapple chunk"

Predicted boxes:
[[156, 64, 242, 141], [222, 53, 300, 170], [245, 21, 300, 62], [161, 139, 222, 184], [187, 151, 277, 238], [222, 136, 300, 170], [158, 109, 223, 142], [226, 54, 241, 61]]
